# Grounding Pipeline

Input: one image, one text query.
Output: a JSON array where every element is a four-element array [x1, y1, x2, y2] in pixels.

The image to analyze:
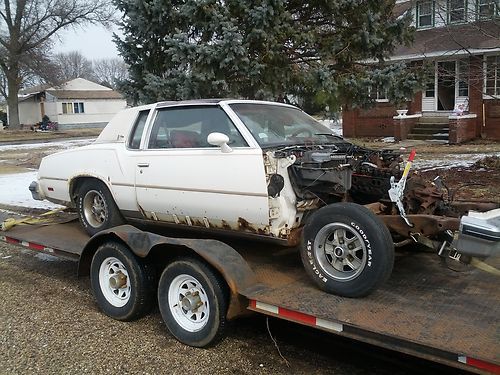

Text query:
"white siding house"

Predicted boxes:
[[18, 78, 127, 129]]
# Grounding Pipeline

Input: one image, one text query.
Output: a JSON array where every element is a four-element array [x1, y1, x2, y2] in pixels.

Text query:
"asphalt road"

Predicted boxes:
[[0, 242, 468, 375]]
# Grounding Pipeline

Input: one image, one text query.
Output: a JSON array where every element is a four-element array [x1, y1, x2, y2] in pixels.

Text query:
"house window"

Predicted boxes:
[[62, 102, 85, 114], [425, 82, 435, 97], [485, 55, 500, 96], [478, 0, 498, 19], [448, 0, 467, 23], [458, 60, 469, 97], [424, 67, 435, 97], [74, 102, 85, 113], [416, 1, 434, 28], [369, 87, 388, 101], [62, 103, 73, 114]]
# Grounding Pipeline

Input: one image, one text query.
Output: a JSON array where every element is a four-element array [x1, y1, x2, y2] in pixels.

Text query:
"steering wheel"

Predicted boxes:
[[289, 128, 313, 137]]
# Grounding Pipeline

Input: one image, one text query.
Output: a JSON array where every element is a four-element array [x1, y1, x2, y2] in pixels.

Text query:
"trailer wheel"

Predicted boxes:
[[158, 258, 228, 347], [301, 202, 394, 298], [77, 179, 123, 236], [90, 242, 155, 321]]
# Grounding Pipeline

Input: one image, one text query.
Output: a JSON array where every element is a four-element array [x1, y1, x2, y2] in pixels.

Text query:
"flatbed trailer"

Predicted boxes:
[[1, 214, 499, 374]]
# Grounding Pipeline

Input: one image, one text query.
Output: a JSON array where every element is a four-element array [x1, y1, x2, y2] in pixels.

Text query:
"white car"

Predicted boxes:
[[30, 99, 397, 297]]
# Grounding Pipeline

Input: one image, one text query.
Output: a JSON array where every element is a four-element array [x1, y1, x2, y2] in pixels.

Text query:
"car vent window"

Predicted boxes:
[[148, 106, 248, 149], [128, 110, 150, 149]]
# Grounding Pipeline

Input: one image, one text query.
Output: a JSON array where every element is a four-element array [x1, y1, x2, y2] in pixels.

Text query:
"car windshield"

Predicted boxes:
[[229, 103, 338, 147]]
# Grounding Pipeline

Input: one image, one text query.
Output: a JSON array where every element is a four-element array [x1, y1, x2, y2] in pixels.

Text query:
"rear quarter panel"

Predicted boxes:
[[38, 144, 137, 210]]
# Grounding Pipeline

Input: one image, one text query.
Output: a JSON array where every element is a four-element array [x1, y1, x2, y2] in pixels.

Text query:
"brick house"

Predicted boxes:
[[343, 0, 500, 143]]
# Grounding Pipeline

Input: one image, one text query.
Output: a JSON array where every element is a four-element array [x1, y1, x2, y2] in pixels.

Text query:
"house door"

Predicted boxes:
[[437, 61, 456, 110]]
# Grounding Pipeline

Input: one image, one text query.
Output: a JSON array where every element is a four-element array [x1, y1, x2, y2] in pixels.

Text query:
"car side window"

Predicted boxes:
[[148, 106, 248, 149], [128, 110, 150, 149]]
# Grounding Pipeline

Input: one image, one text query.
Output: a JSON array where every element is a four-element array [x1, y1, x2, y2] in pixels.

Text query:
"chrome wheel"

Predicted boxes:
[[314, 222, 367, 282], [83, 189, 107, 228], [168, 274, 210, 333], [98, 257, 131, 307]]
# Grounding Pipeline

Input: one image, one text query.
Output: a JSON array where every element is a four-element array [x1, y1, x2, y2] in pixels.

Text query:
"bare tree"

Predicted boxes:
[[92, 57, 128, 89], [53, 51, 95, 82], [0, 0, 114, 129]]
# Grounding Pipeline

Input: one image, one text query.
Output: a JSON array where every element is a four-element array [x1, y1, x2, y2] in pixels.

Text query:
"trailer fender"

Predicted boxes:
[[78, 225, 261, 318]]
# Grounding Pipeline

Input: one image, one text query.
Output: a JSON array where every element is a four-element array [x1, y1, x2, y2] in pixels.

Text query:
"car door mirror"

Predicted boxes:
[[207, 132, 232, 153]]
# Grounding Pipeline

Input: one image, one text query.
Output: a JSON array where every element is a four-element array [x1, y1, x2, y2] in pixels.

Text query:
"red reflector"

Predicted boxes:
[[6, 237, 19, 245], [467, 357, 500, 374], [48, 187, 54, 191], [29, 243, 45, 251], [278, 307, 316, 325]]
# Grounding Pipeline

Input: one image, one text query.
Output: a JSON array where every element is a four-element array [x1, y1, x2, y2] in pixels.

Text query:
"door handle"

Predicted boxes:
[[137, 163, 149, 168]]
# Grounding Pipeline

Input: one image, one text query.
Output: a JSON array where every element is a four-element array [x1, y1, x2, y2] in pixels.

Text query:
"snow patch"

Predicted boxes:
[[413, 153, 500, 171], [0, 138, 94, 152], [0, 171, 64, 209], [319, 119, 343, 136], [382, 137, 395, 143]]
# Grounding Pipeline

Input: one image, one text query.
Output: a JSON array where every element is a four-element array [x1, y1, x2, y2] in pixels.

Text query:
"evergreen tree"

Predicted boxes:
[[114, 0, 422, 109]]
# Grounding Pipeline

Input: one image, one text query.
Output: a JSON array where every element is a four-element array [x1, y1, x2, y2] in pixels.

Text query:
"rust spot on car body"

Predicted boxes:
[[234, 218, 268, 235], [286, 227, 303, 247], [221, 220, 232, 231]]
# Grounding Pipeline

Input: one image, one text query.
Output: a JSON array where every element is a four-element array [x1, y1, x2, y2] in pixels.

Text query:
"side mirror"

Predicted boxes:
[[207, 132, 232, 153]]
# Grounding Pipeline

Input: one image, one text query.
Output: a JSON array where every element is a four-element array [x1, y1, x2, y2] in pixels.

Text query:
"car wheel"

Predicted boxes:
[[77, 179, 123, 236], [158, 258, 229, 347], [301, 202, 394, 298], [90, 242, 156, 321]]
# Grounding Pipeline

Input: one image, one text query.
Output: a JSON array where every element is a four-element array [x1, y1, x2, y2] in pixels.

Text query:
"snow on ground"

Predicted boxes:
[[0, 171, 63, 209], [319, 119, 343, 136], [0, 138, 94, 152], [412, 152, 500, 171], [0, 138, 94, 209]]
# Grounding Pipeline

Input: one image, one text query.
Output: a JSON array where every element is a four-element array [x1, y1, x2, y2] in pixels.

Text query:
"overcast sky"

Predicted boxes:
[[54, 24, 122, 60]]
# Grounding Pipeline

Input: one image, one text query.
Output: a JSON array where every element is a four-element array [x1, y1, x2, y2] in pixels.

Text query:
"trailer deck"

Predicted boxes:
[[1, 215, 499, 374]]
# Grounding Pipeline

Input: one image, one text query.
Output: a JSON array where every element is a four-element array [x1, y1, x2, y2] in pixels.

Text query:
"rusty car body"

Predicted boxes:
[[29, 99, 497, 297]]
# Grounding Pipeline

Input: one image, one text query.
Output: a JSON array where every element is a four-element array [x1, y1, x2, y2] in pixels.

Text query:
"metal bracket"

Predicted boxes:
[[388, 150, 416, 227]]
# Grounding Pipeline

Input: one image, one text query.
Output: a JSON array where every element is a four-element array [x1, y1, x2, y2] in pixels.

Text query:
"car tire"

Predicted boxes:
[[301, 202, 394, 298], [158, 257, 229, 348], [77, 179, 123, 236], [90, 241, 156, 321]]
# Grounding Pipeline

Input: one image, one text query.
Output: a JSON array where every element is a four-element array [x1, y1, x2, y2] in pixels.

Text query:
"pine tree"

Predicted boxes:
[[114, 0, 422, 109]]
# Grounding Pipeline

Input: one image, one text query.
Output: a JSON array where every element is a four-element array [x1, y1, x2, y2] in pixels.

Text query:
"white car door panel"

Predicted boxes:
[[135, 148, 269, 230]]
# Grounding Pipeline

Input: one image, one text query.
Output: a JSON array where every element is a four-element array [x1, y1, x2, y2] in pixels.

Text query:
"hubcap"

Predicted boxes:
[[314, 223, 367, 281], [83, 190, 107, 228], [168, 274, 209, 332], [99, 257, 131, 307]]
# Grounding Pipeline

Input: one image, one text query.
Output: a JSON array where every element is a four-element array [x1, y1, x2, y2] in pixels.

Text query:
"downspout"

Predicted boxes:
[[481, 102, 486, 139]]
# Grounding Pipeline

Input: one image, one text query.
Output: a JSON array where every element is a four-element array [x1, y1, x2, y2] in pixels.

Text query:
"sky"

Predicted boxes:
[[54, 24, 122, 60]]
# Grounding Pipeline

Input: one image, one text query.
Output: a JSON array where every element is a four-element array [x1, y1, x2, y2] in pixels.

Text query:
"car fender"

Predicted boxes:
[[68, 172, 118, 201]]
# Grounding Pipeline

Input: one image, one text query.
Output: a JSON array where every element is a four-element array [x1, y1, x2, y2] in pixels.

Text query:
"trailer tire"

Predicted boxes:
[[301, 202, 394, 298], [77, 179, 123, 236], [158, 258, 229, 348], [90, 242, 156, 321]]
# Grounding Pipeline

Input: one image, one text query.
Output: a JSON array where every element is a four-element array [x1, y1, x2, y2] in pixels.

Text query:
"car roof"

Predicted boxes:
[[155, 99, 296, 109], [156, 98, 227, 107]]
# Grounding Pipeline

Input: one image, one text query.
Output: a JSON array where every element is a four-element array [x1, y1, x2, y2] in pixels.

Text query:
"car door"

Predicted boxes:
[[134, 105, 270, 233]]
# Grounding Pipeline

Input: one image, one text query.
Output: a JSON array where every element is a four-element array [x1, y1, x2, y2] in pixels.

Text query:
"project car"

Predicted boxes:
[[30, 99, 497, 297]]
